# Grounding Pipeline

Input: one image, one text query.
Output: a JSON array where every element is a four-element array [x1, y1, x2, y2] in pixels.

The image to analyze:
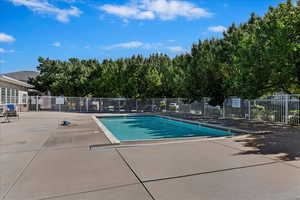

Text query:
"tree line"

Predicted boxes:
[[31, 0, 299, 106]]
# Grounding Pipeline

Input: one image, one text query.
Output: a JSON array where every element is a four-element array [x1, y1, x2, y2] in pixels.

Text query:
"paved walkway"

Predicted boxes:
[[1, 112, 299, 200]]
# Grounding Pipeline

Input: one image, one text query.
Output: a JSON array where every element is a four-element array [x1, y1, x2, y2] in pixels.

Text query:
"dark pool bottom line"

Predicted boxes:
[[97, 115, 233, 142]]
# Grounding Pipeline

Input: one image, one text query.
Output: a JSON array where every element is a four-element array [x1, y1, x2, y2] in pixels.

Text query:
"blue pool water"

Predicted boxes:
[[99, 116, 232, 141]]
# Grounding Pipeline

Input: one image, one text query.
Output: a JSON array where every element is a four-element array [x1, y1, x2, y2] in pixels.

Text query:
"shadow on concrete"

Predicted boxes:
[[164, 113, 300, 161], [235, 131, 300, 161]]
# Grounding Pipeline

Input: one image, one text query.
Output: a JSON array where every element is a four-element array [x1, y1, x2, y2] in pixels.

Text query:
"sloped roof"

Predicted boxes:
[[4, 71, 39, 83], [0, 75, 34, 88]]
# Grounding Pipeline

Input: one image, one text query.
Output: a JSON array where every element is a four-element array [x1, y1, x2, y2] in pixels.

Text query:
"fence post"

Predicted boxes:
[[223, 101, 225, 118], [285, 95, 289, 124], [136, 99, 138, 112], [177, 98, 180, 113], [79, 97, 82, 113], [165, 98, 167, 112], [248, 100, 251, 120], [152, 99, 154, 112], [36, 96, 39, 112], [100, 98, 102, 112], [203, 99, 206, 117], [118, 99, 121, 113], [86, 98, 89, 113]]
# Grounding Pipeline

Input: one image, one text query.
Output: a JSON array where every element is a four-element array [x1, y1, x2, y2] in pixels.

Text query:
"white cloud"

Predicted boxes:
[[99, 0, 212, 21], [0, 33, 16, 42], [104, 41, 163, 50], [9, 0, 82, 22], [0, 48, 15, 53], [104, 41, 187, 54], [52, 42, 61, 47], [0, 60, 5, 64], [105, 41, 144, 49], [143, 0, 212, 20], [166, 46, 186, 53], [208, 25, 227, 33], [57, 0, 77, 3], [100, 5, 155, 20]]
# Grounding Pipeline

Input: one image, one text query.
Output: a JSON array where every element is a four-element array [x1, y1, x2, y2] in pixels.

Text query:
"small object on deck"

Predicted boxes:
[[61, 120, 71, 126]]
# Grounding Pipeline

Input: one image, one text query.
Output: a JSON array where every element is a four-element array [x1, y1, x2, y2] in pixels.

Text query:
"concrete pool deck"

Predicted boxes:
[[1, 112, 300, 200]]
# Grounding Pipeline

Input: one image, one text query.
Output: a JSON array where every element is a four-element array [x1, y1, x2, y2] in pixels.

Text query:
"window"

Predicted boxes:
[[1, 88, 6, 104], [0, 88, 25, 105], [12, 89, 17, 103], [7, 88, 11, 104]]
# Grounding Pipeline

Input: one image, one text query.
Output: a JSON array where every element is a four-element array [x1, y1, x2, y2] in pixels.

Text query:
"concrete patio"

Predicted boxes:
[[1, 112, 299, 200]]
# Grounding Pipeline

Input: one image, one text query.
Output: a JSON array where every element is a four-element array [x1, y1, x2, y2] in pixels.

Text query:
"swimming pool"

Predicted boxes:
[[98, 115, 232, 142]]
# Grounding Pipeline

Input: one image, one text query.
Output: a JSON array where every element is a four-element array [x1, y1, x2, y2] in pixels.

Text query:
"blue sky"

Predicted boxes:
[[0, 0, 286, 73]]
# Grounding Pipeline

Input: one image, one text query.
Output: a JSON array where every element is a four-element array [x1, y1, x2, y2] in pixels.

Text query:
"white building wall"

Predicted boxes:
[[0, 80, 29, 111]]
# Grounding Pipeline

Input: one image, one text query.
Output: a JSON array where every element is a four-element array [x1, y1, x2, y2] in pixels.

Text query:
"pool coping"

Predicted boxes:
[[92, 115, 121, 144], [92, 113, 252, 145], [90, 135, 250, 150]]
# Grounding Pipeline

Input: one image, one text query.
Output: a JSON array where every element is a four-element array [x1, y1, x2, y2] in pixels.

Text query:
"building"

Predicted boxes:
[[4, 71, 39, 83], [0, 74, 34, 111], [4, 71, 41, 96]]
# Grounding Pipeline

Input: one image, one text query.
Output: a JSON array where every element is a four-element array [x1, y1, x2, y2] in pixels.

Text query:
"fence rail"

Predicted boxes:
[[23, 95, 300, 125]]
